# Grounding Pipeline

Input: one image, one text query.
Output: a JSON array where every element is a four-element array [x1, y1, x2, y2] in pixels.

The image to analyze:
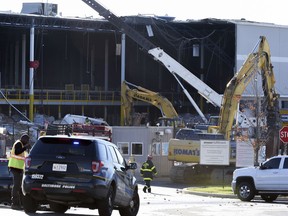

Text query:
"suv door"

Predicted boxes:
[[277, 157, 288, 190], [107, 145, 131, 206], [113, 146, 135, 195], [255, 157, 282, 190]]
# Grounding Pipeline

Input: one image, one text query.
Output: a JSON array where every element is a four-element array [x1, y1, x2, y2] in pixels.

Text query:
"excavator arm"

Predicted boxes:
[[121, 81, 179, 126], [215, 36, 279, 144], [121, 82, 133, 126]]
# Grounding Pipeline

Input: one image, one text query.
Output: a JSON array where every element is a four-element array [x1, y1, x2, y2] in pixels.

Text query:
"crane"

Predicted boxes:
[[81, 0, 221, 118]]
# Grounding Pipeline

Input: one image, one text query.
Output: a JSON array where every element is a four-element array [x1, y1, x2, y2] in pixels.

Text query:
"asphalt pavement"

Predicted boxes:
[[137, 176, 237, 199]]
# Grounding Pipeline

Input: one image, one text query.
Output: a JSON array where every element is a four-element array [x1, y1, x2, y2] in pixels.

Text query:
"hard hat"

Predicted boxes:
[[147, 155, 153, 160]]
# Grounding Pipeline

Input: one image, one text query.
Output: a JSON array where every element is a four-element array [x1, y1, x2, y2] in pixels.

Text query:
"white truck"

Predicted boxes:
[[231, 155, 288, 202]]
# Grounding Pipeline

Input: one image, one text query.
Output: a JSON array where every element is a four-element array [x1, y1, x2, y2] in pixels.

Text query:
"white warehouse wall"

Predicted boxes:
[[235, 22, 288, 105]]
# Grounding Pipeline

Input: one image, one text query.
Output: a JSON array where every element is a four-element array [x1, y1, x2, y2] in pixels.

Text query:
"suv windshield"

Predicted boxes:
[[175, 129, 202, 140], [175, 129, 225, 140], [31, 137, 95, 157]]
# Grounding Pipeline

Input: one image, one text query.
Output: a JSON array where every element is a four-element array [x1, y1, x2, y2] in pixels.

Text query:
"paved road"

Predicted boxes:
[[1, 178, 288, 216]]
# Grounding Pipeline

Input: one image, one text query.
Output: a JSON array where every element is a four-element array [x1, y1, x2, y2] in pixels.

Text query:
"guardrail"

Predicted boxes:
[[0, 89, 119, 104], [0, 88, 185, 106]]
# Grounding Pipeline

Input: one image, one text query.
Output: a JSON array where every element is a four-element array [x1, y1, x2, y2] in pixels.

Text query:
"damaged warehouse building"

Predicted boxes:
[[0, 2, 288, 127]]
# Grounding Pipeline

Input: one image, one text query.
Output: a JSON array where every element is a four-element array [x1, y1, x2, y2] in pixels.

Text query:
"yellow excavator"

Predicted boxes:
[[168, 36, 281, 183], [209, 36, 279, 141], [121, 80, 181, 126]]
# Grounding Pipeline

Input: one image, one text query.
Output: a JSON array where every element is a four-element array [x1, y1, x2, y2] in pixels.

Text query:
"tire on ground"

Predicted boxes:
[[98, 186, 115, 216], [49, 202, 69, 213], [237, 181, 255, 201], [119, 189, 140, 216], [22, 194, 38, 213], [261, 194, 278, 202]]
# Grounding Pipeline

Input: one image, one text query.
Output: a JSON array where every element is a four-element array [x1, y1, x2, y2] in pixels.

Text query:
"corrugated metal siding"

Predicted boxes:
[[235, 23, 288, 100]]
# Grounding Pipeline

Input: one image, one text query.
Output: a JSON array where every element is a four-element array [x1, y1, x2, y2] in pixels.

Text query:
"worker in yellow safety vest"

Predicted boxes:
[[140, 155, 157, 193], [8, 134, 30, 210]]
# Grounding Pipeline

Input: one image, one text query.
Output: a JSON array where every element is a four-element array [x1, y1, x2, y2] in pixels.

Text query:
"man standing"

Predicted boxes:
[[140, 155, 157, 193], [8, 134, 30, 210]]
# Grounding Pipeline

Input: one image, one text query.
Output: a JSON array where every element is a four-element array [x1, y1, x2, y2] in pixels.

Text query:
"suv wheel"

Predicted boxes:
[[22, 194, 38, 213], [119, 190, 140, 216], [49, 202, 69, 213], [237, 181, 255, 201], [261, 194, 278, 202], [98, 186, 115, 216]]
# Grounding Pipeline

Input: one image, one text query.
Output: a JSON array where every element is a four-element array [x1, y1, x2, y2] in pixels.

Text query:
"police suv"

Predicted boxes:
[[22, 135, 139, 216]]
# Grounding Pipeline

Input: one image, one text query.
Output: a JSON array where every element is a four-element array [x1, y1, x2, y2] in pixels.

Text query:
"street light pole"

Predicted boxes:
[[29, 19, 35, 122]]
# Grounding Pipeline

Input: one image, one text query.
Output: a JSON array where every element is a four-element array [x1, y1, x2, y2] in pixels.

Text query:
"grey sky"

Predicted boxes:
[[0, 0, 286, 25]]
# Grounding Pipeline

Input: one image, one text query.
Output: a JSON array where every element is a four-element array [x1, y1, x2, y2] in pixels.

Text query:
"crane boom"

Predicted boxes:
[[81, 0, 222, 107]]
